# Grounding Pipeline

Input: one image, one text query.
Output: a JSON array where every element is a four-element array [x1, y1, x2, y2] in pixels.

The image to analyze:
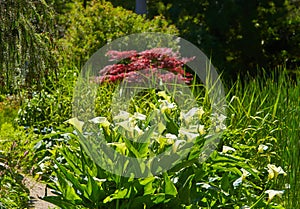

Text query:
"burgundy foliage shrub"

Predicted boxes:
[[96, 48, 195, 84]]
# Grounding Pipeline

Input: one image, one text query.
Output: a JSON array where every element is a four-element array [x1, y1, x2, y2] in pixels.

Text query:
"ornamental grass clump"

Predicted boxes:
[[96, 48, 195, 84]]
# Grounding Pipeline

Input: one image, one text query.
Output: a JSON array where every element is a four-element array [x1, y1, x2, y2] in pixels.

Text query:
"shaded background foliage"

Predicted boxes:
[[110, 0, 300, 80], [1, 0, 299, 95], [2, 0, 177, 127], [56, 0, 178, 68], [0, 0, 299, 128]]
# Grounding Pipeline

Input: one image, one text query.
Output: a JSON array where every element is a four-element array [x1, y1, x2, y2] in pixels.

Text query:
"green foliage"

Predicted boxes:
[[58, 0, 178, 68], [2, 68, 298, 208], [41, 79, 287, 208], [17, 66, 78, 128], [0, 0, 57, 94], [42, 126, 286, 208], [0, 123, 32, 208], [0, 95, 19, 127], [0, 162, 29, 209], [15, 0, 178, 128], [110, 0, 300, 79], [0, 123, 42, 174], [226, 69, 300, 208]]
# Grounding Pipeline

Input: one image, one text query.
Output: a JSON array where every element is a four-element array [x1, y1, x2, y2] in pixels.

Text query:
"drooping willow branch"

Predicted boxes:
[[0, 0, 57, 94]]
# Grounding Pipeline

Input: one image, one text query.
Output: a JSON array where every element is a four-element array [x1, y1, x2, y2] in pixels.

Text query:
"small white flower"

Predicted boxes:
[[172, 140, 186, 152], [222, 145, 236, 153], [188, 124, 206, 135], [197, 107, 205, 118], [265, 190, 284, 202], [180, 107, 199, 124], [134, 125, 144, 136], [218, 114, 226, 123], [215, 123, 226, 133], [198, 124, 206, 135], [232, 167, 250, 189], [267, 164, 287, 180], [67, 117, 84, 132], [159, 99, 176, 113], [285, 183, 290, 189], [165, 133, 177, 144], [196, 182, 214, 189], [196, 183, 228, 196], [241, 168, 250, 180], [116, 120, 132, 132], [171, 177, 179, 184], [258, 144, 268, 153], [89, 117, 110, 127], [179, 128, 198, 141], [113, 110, 130, 121], [133, 112, 146, 121], [233, 177, 242, 188]]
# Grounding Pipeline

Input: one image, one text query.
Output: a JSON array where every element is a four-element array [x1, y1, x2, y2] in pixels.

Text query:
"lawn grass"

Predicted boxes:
[[0, 95, 19, 127]]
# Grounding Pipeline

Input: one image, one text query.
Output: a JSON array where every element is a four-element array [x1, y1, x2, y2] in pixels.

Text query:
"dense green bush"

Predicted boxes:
[[41, 82, 287, 208], [57, 0, 178, 68], [0, 95, 19, 127], [17, 66, 78, 128], [17, 0, 178, 128]]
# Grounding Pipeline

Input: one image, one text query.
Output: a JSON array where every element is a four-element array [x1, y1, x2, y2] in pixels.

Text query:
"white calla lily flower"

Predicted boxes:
[[89, 117, 110, 127], [267, 164, 287, 180], [265, 190, 284, 202], [222, 145, 236, 153], [179, 128, 198, 142], [133, 112, 146, 121], [113, 110, 131, 121]]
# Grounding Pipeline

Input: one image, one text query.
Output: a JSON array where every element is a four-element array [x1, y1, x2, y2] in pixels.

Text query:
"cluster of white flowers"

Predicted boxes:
[[68, 91, 225, 156]]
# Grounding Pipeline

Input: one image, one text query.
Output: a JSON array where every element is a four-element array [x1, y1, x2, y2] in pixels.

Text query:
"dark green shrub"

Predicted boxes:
[[110, 0, 300, 80], [17, 66, 78, 128], [57, 0, 178, 68]]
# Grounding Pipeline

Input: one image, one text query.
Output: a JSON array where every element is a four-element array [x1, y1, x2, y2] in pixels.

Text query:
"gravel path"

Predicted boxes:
[[23, 176, 56, 209]]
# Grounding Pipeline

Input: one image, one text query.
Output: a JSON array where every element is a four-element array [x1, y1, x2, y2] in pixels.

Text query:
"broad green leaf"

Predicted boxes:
[[139, 177, 155, 185], [124, 138, 141, 158], [152, 193, 167, 204], [42, 196, 76, 209], [179, 174, 195, 203], [103, 188, 130, 203], [85, 175, 105, 203], [163, 173, 177, 196], [56, 162, 85, 200]]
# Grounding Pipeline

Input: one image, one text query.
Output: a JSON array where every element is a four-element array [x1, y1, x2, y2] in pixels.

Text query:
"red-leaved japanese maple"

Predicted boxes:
[[96, 48, 194, 84]]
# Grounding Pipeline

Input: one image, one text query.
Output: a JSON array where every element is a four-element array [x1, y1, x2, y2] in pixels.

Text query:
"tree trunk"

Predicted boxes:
[[135, 0, 147, 14]]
